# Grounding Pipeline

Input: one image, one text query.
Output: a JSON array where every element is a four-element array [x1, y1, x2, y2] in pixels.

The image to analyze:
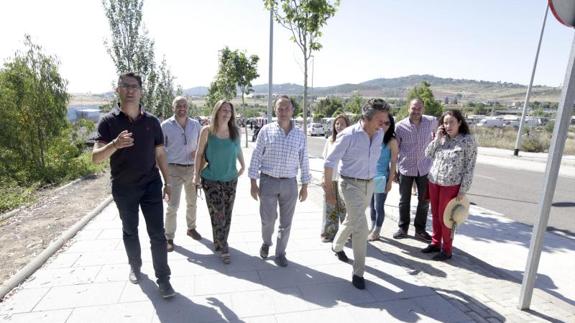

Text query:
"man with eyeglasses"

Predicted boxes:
[[393, 98, 437, 242], [92, 72, 175, 299], [161, 96, 202, 252], [324, 98, 390, 290]]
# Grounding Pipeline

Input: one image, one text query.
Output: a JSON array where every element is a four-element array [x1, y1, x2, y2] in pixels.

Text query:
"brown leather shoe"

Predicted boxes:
[[167, 239, 175, 252], [187, 229, 202, 240]]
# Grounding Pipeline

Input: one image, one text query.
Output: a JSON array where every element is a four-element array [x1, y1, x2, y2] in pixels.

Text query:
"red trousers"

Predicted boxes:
[[428, 182, 460, 255]]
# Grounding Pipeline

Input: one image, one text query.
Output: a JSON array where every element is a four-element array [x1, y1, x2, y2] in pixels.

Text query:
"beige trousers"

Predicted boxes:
[[164, 164, 198, 240], [333, 177, 374, 277]]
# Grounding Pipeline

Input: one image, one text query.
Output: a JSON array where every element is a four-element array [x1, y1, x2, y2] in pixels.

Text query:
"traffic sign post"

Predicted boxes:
[[519, 0, 575, 310]]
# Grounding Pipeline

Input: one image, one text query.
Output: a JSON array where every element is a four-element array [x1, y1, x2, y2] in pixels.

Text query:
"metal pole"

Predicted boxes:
[[514, 3, 549, 156], [267, 7, 274, 123], [519, 33, 575, 310]]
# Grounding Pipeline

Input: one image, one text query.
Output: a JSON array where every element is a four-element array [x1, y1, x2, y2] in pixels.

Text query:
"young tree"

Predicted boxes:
[[231, 51, 259, 147], [102, 0, 176, 112], [154, 57, 176, 119], [206, 47, 259, 146], [0, 35, 69, 183], [206, 48, 237, 109], [264, 0, 339, 138]]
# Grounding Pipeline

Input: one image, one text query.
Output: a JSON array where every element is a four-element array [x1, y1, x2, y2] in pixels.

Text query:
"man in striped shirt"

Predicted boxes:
[[248, 95, 311, 267], [394, 98, 437, 242]]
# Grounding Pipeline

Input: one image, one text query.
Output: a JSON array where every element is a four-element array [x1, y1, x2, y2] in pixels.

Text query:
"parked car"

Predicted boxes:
[[307, 122, 325, 136]]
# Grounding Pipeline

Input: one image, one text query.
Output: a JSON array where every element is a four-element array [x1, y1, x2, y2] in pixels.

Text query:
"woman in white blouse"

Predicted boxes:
[[423, 110, 477, 261], [320, 114, 350, 242]]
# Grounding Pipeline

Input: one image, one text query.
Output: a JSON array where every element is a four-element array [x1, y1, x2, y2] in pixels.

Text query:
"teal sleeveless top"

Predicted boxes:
[[376, 143, 391, 177], [201, 133, 240, 182]]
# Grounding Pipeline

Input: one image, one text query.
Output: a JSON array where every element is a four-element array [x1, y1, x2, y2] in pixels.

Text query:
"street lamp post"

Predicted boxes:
[[267, 7, 274, 124]]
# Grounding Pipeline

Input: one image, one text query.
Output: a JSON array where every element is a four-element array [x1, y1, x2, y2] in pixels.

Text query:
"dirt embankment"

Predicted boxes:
[[0, 171, 111, 285]]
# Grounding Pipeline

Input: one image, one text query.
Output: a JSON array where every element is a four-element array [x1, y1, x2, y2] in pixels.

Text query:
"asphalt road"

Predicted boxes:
[[305, 135, 575, 236]]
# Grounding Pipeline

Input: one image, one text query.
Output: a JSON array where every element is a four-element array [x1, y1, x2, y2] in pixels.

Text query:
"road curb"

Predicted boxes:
[[0, 195, 113, 301]]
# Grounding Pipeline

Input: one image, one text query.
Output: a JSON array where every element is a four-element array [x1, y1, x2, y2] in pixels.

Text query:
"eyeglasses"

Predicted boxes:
[[382, 121, 391, 126], [182, 132, 187, 145], [118, 83, 141, 90]]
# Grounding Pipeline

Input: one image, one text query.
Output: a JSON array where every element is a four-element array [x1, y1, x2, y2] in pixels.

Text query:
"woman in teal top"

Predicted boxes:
[[194, 100, 245, 264], [368, 114, 398, 241]]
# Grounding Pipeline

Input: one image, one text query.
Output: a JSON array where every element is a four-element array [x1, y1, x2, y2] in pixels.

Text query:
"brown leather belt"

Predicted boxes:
[[262, 173, 293, 180], [169, 163, 194, 167], [341, 175, 372, 182]]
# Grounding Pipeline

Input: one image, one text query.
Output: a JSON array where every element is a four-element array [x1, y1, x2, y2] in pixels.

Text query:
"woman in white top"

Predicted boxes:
[[320, 114, 351, 242]]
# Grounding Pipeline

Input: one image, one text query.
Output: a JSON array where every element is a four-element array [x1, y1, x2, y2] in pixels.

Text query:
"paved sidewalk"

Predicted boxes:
[[0, 143, 573, 322]]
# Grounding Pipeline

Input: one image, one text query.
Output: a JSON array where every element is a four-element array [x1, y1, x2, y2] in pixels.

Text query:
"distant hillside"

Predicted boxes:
[[184, 86, 209, 96], [72, 74, 561, 104], [184, 74, 561, 102]]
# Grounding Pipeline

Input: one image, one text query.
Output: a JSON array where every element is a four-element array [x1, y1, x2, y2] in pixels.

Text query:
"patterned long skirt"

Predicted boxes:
[[321, 181, 347, 241], [201, 178, 238, 253]]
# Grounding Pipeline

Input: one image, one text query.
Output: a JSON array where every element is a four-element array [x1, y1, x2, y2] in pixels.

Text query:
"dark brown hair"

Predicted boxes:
[[118, 72, 143, 88], [439, 109, 471, 136]]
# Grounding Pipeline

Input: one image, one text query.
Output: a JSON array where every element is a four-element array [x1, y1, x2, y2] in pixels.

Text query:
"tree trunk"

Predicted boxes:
[[303, 56, 308, 142], [242, 92, 248, 148], [36, 124, 45, 172]]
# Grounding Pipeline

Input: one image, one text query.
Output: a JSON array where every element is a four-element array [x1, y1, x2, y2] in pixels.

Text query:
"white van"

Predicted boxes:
[[477, 117, 505, 128]]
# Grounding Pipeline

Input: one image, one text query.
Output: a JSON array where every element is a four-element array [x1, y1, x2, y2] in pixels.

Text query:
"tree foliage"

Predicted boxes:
[[154, 57, 176, 119], [315, 96, 343, 117], [344, 91, 364, 115], [206, 47, 259, 112], [264, 0, 339, 134], [206, 48, 237, 109], [0, 36, 102, 187], [0, 35, 68, 181], [403, 81, 443, 118], [103, 0, 176, 117]]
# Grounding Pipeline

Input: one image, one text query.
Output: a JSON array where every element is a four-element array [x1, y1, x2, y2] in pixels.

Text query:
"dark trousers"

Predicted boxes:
[[112, 177, 171, 284], [398, 173, 429, 232]]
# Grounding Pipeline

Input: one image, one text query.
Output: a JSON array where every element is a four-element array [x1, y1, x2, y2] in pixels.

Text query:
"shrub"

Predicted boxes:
[[0, 179, 36, 213], [521, 136, 549, 152]]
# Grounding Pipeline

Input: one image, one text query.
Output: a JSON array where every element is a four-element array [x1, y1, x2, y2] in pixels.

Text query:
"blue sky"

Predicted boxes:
[[1, 0, 573, 93]]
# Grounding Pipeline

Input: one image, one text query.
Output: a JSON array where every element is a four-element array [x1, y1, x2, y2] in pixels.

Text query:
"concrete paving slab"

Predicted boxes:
[[34, 282, 125, 311], [1, 309, 72, 323]]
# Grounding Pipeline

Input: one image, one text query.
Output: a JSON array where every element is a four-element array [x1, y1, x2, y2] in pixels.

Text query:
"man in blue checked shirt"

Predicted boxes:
[[248, 95, 311, 268]]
